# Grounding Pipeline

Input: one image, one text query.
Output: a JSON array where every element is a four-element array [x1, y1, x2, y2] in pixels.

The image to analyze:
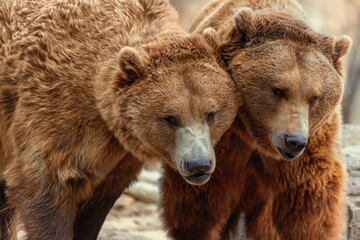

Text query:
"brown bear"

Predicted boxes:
[[160, 0, 352, 239], [0, 0, 240, 239]]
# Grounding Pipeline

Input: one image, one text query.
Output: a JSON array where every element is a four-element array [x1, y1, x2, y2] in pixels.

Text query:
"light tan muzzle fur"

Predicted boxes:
[[175, 123, 215, 185]]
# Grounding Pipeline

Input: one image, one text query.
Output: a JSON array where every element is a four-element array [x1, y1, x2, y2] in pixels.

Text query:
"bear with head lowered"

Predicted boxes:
[[160, 0, 352, 239], [0, 0, 240, 239]]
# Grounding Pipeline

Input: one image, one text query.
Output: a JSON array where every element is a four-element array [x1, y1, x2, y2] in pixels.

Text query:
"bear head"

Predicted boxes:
[[218, 8, 351, 161], [95, 31, 240, 185]]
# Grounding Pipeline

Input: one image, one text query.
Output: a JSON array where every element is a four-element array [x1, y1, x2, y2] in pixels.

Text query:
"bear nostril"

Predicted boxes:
[[186, 160, 212, 175], [284, 135, 307, 155]]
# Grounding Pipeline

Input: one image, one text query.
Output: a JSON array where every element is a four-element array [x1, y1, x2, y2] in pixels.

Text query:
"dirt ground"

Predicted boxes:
[[98, 195, 167, 240]]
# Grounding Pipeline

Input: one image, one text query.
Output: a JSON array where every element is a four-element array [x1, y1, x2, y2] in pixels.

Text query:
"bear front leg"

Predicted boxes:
[[219, 201, 243, 240], [243, 159, 345, 240], [3, 150, 83, 240], [271, 118, 346, 240], [272, 166, 345, 240], [6, 184, 75, 240], [240, 163, 281, 240], [0, 181, 12, 240], [73, 154, 143, 240]]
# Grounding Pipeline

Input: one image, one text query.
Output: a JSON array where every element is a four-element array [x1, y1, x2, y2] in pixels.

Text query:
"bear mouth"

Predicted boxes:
[[277, 148, 295, 160], [183, 174, 211, 185]]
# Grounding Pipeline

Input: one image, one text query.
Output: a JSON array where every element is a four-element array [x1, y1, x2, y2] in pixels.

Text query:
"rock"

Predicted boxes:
[[114, 194, 136, 208], [344, 145, 360, 197], [125, 181, 160, 204], [342, 125, 360, 147], [237, 213, 248, 240], [347, 199, 360, 240], [123, 170, 161, 203], [137, 170, 161, 185], [344, 145, 360, 240], [344, 145, 360, 170]]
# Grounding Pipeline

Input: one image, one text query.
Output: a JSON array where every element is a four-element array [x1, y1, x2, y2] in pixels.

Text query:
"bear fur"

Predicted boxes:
[[160, 0, 352, 239], [0, 0, 240, 239]]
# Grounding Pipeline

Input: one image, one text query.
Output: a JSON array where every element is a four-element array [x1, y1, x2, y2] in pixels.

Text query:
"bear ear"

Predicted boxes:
[[329, 35, 352, 75], [202, 27, 220, 51], [332, 35, 352, 61], [233, 7, 257, 44], [218, 8, 256, 67], [116, 47, 147, 89]]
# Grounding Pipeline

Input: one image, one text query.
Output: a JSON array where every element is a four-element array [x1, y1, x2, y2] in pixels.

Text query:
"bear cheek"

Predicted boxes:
[[151, 124, 177, 166], [210, 116, 233, 144], [309, 98, 336, 135]]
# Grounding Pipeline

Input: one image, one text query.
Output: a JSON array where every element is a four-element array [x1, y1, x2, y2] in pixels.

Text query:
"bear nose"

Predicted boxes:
[[284, 134, 307, 155], [186, 159, 212, 175]]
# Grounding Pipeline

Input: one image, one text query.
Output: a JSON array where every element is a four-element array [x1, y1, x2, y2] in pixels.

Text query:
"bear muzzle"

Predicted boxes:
[[275, 134, 307, 160], [175, 124, 216, 185], [183, 159, 212, 185]]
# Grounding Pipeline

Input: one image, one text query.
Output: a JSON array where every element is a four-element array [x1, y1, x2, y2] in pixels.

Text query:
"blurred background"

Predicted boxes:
[[171, 0, 360, 124]]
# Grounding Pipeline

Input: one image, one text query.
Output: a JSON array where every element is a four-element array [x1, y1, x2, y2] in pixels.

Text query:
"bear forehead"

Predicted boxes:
[[133, 83, 221, 122], [242, 41, 336, 75], [247, 13, 333, 53], [144, 68, 232, 98], [234, 42, 340, 95]]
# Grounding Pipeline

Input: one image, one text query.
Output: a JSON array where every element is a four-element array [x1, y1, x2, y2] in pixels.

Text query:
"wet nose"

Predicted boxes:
[[284, 134, 307, 155], [186, 159, 212, 175]]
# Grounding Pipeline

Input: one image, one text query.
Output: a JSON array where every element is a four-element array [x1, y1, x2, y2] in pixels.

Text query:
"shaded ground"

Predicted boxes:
[[98, 195, 167, 240]]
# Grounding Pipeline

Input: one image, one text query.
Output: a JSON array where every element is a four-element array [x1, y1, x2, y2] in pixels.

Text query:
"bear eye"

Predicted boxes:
[[309, 96, 318, 105], [165, 116, 179, 127], [207, 112, 215, 122], [271, 88, 285, 98]]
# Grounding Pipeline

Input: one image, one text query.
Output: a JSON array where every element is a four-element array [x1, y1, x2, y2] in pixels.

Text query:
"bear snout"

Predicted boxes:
[[284, 134, 307, 155], [177, 158, 213, 186], [274, 134, 307, 160], [179, 158, 214, 186], [186, 159, 212, 175]]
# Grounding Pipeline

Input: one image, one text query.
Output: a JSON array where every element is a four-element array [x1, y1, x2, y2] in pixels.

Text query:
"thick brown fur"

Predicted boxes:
[[160, 0, 352, 239], [0, 0, 240, 239]]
